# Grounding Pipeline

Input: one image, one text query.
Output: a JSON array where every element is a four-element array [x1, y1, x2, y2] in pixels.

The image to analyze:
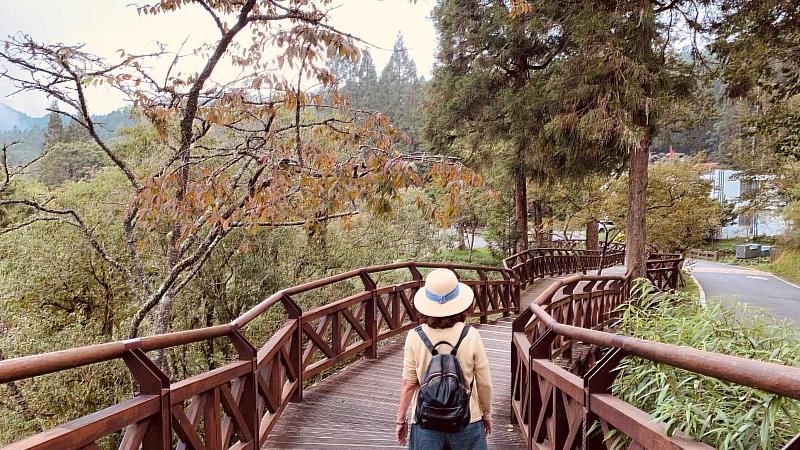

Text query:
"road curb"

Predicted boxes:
[[770, 273, 800, 290], [690, 273, 707, 309], [685, 260, 707, 309]]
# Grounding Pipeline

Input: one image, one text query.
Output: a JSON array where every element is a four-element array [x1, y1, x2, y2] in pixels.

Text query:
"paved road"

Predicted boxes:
[[689, 260, 800, 326]]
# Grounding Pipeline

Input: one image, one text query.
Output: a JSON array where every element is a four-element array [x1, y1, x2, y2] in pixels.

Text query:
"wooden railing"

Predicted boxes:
[[688, 248, 720, 261], [646, 252, 684, 291], [549, 239, 585, 250], [511, 272, 800, 449], [0, 262, 519, 450], [503, 244, 627, 289]]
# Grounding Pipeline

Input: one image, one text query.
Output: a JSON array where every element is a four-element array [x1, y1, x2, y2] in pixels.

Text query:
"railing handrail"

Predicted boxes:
[[235, 261, 513, 328], [521, 271, 800, 400], [502, 246, 626, 270], [0, 260, 514, 385]]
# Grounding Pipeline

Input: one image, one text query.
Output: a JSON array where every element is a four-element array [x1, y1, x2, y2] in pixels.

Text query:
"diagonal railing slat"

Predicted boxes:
[[0, 261, 523, 450]]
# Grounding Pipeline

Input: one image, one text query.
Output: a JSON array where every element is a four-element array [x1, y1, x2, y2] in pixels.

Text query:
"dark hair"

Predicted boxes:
[[418, 306, 471, 329]]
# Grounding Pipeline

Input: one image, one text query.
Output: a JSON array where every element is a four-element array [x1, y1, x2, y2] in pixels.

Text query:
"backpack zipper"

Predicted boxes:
[[420, 373, 468, 392]]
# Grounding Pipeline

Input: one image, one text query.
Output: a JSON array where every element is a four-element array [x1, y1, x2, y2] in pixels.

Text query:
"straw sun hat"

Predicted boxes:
[[413, 268, 475, 318]]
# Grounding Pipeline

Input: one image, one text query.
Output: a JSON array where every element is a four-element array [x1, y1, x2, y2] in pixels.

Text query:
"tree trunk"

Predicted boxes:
[[532, 202, 543, 247], [468, 222, 477, 262], [542, 205, 552, 247], [151, 289, 175, 373], [514, 166, 528, 253], [627, 125, 650, 278], [457, 223, 467, 250], [586, 219, 599, 251]]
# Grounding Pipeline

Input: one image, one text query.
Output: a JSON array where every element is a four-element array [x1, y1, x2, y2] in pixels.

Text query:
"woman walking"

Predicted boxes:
[[395, 268, 493, 449]]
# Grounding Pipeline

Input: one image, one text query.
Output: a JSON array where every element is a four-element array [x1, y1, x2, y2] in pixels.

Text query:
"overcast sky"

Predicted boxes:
[[0, 0, 438, 116]]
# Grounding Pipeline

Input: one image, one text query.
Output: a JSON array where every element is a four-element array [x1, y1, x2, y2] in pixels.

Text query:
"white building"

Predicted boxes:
[[707, 168, 787, 239]]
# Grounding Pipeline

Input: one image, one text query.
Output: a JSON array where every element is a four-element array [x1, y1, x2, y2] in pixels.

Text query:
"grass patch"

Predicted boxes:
[[677, 270, 700, 297], [701, 236, 779, 253], [611, 286, 800, 449], [770, 249, 800, 284]]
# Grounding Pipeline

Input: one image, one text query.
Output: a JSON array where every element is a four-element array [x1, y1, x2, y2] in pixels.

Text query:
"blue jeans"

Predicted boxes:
[[409, 420, 488, 450]]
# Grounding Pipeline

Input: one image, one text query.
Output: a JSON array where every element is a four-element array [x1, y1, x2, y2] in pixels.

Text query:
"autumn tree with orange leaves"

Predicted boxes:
[[0, 0, 476, 368]]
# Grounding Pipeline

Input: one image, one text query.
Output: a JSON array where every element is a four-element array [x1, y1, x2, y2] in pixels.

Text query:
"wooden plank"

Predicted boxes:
[[170, 361, 251, 403], [256, 321, 296, 369], [220, 383, 254, 442], [262, 318, 526, 450], [531, 359, 584, 402], [171, 405, 208, 450], [3, 396, 160, 450], [118, 421, 148, 450], [590, 394, 714, 449], [301, 292, 372, 322], [301, 320, 334, 362], [205, 388, 222, 450]]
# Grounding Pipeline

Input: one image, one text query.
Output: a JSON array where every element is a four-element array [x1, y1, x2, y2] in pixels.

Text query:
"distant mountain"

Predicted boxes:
[[0, 102, 48, 132], [0, 103, 136, 165]]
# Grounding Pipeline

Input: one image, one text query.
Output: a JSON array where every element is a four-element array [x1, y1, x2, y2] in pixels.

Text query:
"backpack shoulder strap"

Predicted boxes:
[[415, 325, 438, 356], [451, 325, 472, 354]]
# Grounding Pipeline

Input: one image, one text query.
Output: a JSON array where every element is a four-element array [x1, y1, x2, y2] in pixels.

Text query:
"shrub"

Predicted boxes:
[[611, 287, 800, 449]]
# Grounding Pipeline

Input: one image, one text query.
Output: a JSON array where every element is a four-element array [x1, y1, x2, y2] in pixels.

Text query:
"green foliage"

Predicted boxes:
[[32, 142, 107, 186], [0, 108, 132, 166], [42, 102, 64, 150], [0, 177, 449, 444], [769, 249, 800, 284], [420, 247, 500, 267], [379, 34, 423, 146], [0, 178, 39, 228], [613, 291, 800, 449], [710, 0, 800, 244], [605, 158, 726, 252], [711, 0, 800, 159], [784, 189, 800, 250], [0, 126, 44, 165], [330, 50, 380, 110], [329, 35, 424, 149]]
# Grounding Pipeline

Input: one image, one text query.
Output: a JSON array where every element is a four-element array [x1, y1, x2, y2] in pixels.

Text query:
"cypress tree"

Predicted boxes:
[[425, 0, 567, 252], [42, 101, 64, 150], [379, 33, 422, 148]]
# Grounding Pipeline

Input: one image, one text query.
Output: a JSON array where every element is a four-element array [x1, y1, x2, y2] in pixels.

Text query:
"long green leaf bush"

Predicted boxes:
[[610, 283, 800, 449]]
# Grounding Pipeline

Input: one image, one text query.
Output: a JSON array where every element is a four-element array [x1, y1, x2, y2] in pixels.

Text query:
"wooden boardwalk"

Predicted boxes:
[[262, 268, 627, 449], [263, 316, 525, 449]]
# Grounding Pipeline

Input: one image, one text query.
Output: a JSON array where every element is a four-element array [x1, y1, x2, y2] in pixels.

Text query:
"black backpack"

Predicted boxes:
[[414, 325, 473, 432]]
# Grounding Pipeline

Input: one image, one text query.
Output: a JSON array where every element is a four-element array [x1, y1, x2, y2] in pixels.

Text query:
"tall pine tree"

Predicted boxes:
[[535, 0, 698, 276], [379, 33, 422, 149], [42, 101, 64, 150], [425, 0, 568, 252]]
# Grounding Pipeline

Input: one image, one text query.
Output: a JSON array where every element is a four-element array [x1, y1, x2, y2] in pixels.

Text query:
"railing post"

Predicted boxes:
[[122, 347, 171, 450], [529, 329, 555, 447], [228, 330, 259, 448], [477, 268, 490, 323], [361, 270, 379, 360], [280, 294, 303, 402], [583, 348, 628, 449]]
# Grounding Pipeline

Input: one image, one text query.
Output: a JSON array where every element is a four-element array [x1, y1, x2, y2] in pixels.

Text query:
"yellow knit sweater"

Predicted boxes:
[[401, 322, 493, 424]]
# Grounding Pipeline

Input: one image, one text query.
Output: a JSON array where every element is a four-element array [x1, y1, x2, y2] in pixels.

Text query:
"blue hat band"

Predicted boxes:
[[425, 285, 460, 304]]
